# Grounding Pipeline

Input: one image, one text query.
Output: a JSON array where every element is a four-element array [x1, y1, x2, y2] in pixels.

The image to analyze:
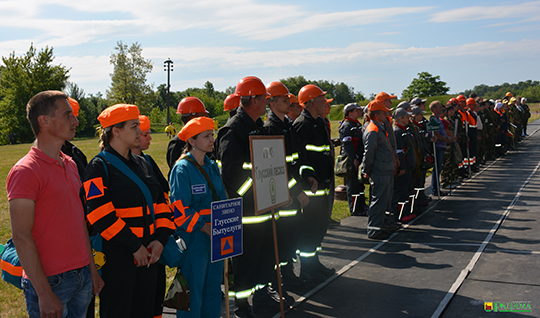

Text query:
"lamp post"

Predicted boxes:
[[164, 59, 174, 124]]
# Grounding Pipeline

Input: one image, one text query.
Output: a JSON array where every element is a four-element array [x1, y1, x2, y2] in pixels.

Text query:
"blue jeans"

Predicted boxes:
[[431, 147, 446, 194], [22, 265, 92, 318]]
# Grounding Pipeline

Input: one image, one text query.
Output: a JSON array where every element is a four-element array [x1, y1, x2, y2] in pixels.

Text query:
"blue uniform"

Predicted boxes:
[[170, 153, 227, 318]]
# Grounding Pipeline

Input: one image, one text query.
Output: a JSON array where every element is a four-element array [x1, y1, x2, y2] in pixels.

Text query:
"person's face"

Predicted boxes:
[[324, 103, 331, 118], [413, 113, 423, 122], [447, 108, 454, 117], [382, 99, 392, 108], [271, 95, 291, 116], [312, 95, 327, 117], [396, 115, 409, 126], [47, 99, 79, 141], [115, 118, 141, 148], [289, 103, 302, 118], [253, 95, 267, 117], [348, 108, 361, 120], [139, 129, 152, 151], [190, 130, 215, 153]]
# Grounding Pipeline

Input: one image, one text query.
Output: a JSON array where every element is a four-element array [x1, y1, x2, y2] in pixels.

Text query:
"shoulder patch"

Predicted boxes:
[[84, 177, 105, 200], [367, 122, 379, 133]]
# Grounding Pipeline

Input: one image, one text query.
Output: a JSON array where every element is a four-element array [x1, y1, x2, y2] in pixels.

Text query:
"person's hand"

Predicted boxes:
[[296, 192, 310, 208], [133, 245, 150, 267], [38, 290, 63, 318], [353, 158, 360, 169], [398, 169, 405, 176], [146, 240, 164, 266], [363, 173, 369, 179], [90, 266, 104, 296], [430, 135, 437, 143], [307, 177, 318, 194], [200, 223, 211, 237]]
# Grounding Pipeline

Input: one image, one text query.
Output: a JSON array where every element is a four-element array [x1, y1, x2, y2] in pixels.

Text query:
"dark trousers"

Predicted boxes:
[[100, 240, 158, 318], [298, 194, 331, 255], [393, 170, 412, 219], [367, 173, 394, 237]]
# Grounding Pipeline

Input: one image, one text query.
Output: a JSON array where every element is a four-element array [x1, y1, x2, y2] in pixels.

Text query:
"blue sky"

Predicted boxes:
[[1, 0, 540, 98]]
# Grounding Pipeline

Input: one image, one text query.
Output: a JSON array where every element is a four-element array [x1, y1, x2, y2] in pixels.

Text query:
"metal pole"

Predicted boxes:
[[271, 209, 285, 318], [432, 133, 440, 200], [164, 59, 173, 125], [466, 123, 471, 177]]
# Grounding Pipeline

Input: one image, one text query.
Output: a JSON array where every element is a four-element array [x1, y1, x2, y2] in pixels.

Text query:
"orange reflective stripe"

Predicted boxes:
[[156, 218, 175, 230], [1, 259, 22, 276], [150, 223, 155, 235], [131, 227, 144, 238], [163, 192, 169, 204], [367, 121, 379, 133], [154, 315, 162, 318], [87, 202, 115, 225], [116, 207, 143, 218], [101, 218, 126, 240], [200, 209, 211, 216], [186, 213, 200, 233], [154, 203, 171, 214]]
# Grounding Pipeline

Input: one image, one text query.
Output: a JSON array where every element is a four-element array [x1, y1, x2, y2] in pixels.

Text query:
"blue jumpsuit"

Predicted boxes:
[[170, 153, 227, 318]]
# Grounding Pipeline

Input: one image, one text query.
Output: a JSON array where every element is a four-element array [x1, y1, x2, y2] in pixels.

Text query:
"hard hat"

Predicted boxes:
[[506, 92, 513, 97], [456, 95, 466, 102], [298, 84, 326, 105], [466, 98, 476, 106], [289, 94, 299, 104], [68, 97, 80, 117], [176, 97, 208, 114], [223, 94, 241, 111], [235, 76, 267, 97], [266, 81, 290, 98]]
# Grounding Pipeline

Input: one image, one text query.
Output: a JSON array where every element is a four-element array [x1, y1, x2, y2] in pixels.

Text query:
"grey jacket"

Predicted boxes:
[[362, 120, 396, 177]]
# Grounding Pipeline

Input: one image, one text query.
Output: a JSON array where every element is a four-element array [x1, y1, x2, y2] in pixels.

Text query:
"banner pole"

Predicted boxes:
[[271, 209, 285, 318]]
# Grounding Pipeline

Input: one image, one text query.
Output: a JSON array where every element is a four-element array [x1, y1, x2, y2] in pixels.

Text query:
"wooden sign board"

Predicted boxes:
[[249, 135, 290, 215]]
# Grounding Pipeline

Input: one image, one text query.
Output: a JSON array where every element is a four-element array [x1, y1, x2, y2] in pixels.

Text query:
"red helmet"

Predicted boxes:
[[466, 98, 477, 106], [456, 95, 466, 102], [223, 94, 241, 111], [235, 76, 267, 97], [266, 81, 290, 98], [298, 84, 326, 105], [177, 97, 208, 114]]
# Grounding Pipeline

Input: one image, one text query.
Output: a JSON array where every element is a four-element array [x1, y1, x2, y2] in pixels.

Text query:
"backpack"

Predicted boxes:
[[1, 239, 23, 289]]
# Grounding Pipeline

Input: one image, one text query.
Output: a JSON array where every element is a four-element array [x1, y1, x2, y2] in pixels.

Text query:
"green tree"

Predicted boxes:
[[402, 72, 449, 99], [0, 44, 69, 144], [106, 41, 153, 113]]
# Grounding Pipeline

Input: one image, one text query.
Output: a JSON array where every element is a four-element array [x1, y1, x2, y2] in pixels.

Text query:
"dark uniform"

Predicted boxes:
[[338, 117, 366, 214], [83, 146, 175, 318], [263, 110, 305, 284], [393, 123, 416, 220], [166, 135, 186, 176], [62, 141, 88, 178], [293, 108, 334, 279], [215, 107, 270, 305]]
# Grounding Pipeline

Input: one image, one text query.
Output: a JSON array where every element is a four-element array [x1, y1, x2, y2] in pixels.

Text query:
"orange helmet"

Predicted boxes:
[[289, 94, 299, 104], [456, 95, 466, 102], [466, 98, 476, 106], [177, 97, 208, 114], [266, 81, 290, 98], [506, 92, 513, 97], [298, 84, 326, 105], [68, 97, 80, 117], [235, 76, 267, 97], [223, 94, 241, 111]]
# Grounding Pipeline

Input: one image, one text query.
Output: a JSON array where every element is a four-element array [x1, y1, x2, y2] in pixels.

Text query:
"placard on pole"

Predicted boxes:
[[249, 135, 290, 317]]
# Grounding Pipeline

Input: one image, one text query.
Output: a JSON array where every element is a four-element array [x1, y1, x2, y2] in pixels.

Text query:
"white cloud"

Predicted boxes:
[[430, 1, 540, 23]]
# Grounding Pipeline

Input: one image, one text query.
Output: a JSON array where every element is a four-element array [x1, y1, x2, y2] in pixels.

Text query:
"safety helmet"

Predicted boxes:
[[456, 95, 466, 102], [176, 97, 208, 114], [266, 81, 290, 98], [289, 94, 299, 104], [235, 76, 267, 97], [298, 84, 326, 105], [466, 98, 476, 106], [223, 94, 241, 111], [506, 92, 513, 97]]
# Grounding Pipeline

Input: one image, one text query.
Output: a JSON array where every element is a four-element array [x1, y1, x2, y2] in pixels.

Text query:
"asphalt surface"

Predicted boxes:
[[164, 119, 540, 318]]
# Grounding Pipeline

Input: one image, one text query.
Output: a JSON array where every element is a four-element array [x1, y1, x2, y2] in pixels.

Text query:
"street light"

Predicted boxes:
[[164, 59, 174, 124]]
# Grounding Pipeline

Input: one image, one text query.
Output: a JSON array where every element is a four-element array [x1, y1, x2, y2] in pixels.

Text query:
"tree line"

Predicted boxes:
[[0, 43, 537, 145]]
